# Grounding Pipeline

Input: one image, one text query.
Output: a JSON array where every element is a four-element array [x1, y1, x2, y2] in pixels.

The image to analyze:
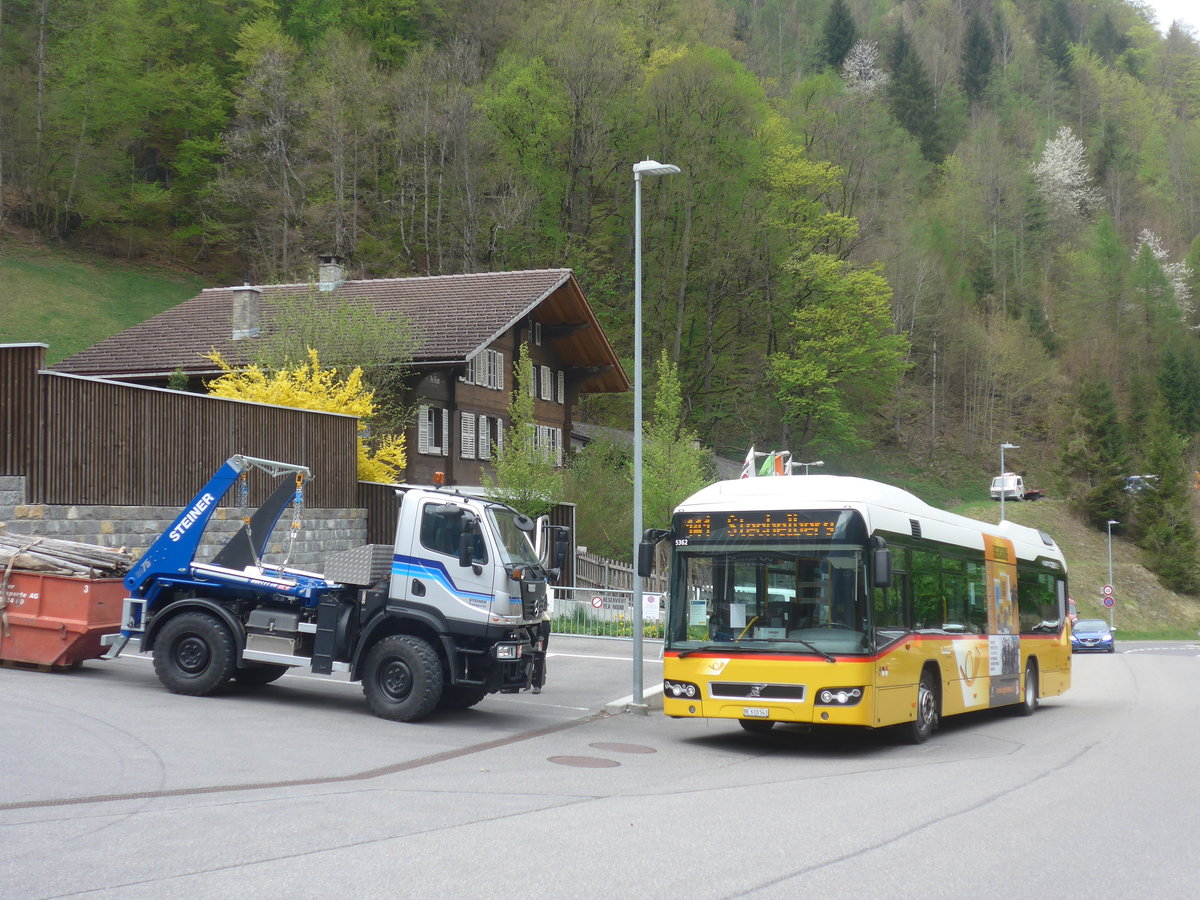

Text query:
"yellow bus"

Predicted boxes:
[[642, 475, 1071, 742]]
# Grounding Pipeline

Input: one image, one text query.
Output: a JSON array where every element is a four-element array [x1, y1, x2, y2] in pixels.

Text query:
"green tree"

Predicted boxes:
[[565, 437, 631, 561], [642, 350, 714, 530], [887, 24, 943, 162], [483, 343, 564, 518], [1058, 372, 1129, 528], [820, 0, 857, 70], [1133, 397, 1199, 592], [961, 11, 993, 103]]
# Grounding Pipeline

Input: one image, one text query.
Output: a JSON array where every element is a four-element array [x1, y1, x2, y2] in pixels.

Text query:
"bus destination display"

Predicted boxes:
[[678, 511, 840, 542]]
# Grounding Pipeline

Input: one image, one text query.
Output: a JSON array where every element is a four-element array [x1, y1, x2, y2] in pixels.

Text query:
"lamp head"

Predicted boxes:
[[634, 159, 681, 177]]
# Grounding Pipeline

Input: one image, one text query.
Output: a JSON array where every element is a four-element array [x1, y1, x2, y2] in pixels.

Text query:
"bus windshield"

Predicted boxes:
[[667, 548, 871, 655]]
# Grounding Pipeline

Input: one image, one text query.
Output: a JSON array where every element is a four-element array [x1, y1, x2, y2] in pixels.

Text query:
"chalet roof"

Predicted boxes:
[[52, 268, 630, 394]]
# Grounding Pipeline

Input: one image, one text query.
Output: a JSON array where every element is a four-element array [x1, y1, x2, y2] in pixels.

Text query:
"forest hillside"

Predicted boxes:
[[4, 0, 1200, 595]]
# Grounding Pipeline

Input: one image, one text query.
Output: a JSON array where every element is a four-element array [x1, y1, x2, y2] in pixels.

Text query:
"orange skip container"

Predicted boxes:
[[0, 572, 124, 669]]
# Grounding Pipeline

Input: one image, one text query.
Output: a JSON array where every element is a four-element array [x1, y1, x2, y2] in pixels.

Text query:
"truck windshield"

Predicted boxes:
[[487, 507, 541, 567], [665, 509, 872, 656]]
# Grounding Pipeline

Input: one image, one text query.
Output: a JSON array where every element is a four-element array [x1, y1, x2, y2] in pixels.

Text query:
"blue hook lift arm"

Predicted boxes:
[[123, 455, 313, 596]]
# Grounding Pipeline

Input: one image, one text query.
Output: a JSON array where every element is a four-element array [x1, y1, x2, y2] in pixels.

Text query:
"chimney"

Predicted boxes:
[[231, 284, 262, 340], [318, 254, 345, 291]]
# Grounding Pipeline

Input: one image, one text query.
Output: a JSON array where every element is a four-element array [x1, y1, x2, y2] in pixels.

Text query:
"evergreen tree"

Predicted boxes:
[[961, 12, 993, 103], [886, 25, 943, 161], [1134, 398, 1199, 593], [1059, 372, 1129, 528], [820, 0, 858, 70], [482, 343, 564, 519], [642, 350, 714, 530]]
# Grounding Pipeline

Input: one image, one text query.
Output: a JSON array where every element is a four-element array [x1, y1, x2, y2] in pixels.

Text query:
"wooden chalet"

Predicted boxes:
[[52, 259, 629, 485]]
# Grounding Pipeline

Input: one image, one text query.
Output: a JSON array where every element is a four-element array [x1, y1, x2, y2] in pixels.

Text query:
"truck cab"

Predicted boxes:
[[990, 472, 1025, 501]]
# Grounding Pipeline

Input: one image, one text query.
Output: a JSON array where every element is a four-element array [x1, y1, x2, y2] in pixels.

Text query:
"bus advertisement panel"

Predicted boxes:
[[655, 476, 1071, 743]]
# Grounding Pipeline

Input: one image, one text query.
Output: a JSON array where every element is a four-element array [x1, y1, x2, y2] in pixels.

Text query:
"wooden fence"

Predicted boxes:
[[1, 343, 359, 507], [574, 549, 667, 593]]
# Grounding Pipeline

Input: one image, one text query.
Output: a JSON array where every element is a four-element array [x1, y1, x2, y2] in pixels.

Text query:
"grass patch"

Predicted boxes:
[[0, 240, 204, 363]]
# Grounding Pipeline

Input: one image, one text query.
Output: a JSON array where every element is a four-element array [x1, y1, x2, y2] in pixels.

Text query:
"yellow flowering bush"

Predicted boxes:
[[206, 348, 406, 481]]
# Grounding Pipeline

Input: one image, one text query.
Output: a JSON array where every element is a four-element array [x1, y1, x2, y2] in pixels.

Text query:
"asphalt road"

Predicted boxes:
[[3, 639, 1199, 899]]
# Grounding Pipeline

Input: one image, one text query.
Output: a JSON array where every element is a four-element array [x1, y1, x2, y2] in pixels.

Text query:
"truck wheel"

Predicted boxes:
[[234, 663, 289, 686], [438, 685, 489, 711], [362, 635, 443, 721], [154, 611, 236, 696]]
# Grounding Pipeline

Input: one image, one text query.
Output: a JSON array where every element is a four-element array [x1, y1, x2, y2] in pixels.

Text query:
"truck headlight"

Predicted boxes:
[[495, 643, 522, 660]]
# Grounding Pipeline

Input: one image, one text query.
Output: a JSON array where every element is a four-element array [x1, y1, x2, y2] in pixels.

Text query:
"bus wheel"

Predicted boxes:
[[1018, 661, 1038, 716], [739, 719, 775, 734], [906, 670, 938, 744]]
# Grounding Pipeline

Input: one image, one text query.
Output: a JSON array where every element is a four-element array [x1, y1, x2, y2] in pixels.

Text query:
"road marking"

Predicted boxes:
[[548, 651, 663, 663], [604, 681, 666, 710]]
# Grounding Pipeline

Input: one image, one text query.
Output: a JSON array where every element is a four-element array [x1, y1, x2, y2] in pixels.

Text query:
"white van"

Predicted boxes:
[[990, 472, 1025, 501]]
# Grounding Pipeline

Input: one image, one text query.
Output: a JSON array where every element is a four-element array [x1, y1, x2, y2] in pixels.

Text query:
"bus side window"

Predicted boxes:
[[873, 570, 909, 630]]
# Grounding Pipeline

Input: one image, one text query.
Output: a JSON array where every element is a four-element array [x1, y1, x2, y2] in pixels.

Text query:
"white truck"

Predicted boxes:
[[108, 456, 566, 721], [990, 473, 1044, 502]]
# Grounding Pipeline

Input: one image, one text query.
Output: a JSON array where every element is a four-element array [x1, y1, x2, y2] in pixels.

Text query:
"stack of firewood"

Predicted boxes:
[[0, 532, 133, 578]]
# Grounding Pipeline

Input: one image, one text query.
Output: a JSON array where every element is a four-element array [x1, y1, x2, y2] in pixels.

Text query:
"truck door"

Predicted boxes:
[[392, 498, 495, 628]]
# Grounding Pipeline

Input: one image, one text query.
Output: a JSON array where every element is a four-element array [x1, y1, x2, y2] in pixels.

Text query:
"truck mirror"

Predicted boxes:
[[458, 532, 474, 567], [552, 528, 569, 571]]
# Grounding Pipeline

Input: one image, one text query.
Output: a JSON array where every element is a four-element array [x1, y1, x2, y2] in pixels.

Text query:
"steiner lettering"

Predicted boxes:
[[168, 492, 216, 542]]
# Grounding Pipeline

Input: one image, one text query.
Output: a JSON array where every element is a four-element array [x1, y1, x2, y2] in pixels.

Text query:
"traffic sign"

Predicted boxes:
[[1102, 584, 1114, 596], [591, 596, 604, 609], [1103, 596, 1114, 608]]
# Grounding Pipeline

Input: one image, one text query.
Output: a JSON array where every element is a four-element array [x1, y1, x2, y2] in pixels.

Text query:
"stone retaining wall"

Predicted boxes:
[[0, 476, 368, 572]]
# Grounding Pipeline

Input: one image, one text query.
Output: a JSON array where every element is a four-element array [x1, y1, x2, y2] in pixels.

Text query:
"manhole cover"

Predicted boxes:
[[548, 756, 620, 768], [589, 742, 656, 754]]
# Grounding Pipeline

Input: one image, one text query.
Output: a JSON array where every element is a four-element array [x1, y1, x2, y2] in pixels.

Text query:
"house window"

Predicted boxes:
[[460, 412, 477, 459], [418, 405, 450, 456], [528, 364, 538, 398], [533, 321, 543, 346], [461, 349, 505, 390], [535, 424, 564, 468], [478, 416, 503, 460], [539, 366, 553, 401], [556, 369, 565, 404]]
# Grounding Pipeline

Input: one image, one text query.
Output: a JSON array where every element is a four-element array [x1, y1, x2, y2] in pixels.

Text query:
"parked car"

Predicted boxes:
[[1124, 474, 1159, 494], [1071, 618, 1115, 653]]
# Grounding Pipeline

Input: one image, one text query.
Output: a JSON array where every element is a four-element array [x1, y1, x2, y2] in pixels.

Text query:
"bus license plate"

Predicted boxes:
[[743, 707, 769, 718]]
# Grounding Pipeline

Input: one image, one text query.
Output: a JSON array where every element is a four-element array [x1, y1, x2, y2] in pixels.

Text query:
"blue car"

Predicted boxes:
[[1072, 618, 1115, 653]]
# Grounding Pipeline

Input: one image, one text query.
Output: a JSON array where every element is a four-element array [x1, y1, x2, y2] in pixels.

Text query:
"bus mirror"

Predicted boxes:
[[873, 547, 892, 588], [637, 541, 656, 577], [637, 529, 671, 578]]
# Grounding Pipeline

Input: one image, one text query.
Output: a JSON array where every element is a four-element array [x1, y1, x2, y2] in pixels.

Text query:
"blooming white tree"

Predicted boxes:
[[841, 40, 890, 95], [1134, 228, 1195, 317], [1030, 125, 1103, 222]]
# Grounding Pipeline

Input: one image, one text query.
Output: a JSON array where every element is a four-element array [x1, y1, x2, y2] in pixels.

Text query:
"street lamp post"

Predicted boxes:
[[999, 442, 1019, 523], [1107, 519, 1119, 629], [793, 460, 824, 475], [632, 159, 679, 709]]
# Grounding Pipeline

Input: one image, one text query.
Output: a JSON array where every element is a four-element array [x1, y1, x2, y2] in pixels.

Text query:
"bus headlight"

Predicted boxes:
[[815, 687, 863, 706], [664, 679, 699, 699]]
